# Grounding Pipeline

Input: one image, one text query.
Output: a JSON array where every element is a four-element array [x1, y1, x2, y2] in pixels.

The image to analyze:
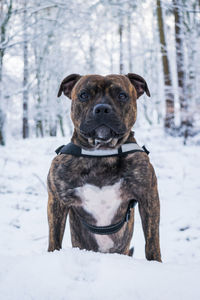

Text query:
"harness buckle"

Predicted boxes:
[[125, 200, 137, 222], [126, 210, 131, 222]]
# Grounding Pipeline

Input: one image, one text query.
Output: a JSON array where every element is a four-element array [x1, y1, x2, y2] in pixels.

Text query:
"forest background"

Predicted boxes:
[[0, 0, 200, 145]]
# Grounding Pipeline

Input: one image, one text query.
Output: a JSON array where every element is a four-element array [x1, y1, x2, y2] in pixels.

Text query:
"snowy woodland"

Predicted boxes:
[[0, 0, 200, 299]]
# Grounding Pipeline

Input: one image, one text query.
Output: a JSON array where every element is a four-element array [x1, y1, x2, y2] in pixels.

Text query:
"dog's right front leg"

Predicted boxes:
[[47, 190, 69, 252]]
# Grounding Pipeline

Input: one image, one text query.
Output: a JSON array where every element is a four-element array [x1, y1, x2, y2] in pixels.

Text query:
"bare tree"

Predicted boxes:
[[181, 0, 200, 140], [32, 5, 67, 138], [0, 0, 13, 145], [127, 10, 132, 73], [119, 12, 124, 74], [173, 0, 192, 142], [157, 0, 175, 132], [22, 0, 29, 139], [126, 2, 137, 73]]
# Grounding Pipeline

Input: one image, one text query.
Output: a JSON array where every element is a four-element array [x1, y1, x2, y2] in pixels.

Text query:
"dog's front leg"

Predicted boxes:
[[47, 190, 69, 252], [138, 168, 162, 262]]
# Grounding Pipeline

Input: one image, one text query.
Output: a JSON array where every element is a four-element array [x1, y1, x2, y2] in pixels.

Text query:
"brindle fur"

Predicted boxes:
[[47, 74, 161, 262]]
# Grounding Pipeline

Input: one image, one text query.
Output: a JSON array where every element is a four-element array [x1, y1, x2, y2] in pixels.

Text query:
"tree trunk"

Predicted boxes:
[[34, 20, 44, 138], [0, 0, 13, 145], [173, 0, 192, 141], [58, 114, 65, 137], [89, 32, 95, 73], [156, 0, 175, 132], [0, 42, 5, 145], [22, 0, 29, 139], [0, 110, 6, 145], [33, 7, 58, 138], [36, 120, 44, 137], [49, 122, 57, 137], [127, 12, 133, 73], [119, 14, 124, 74]]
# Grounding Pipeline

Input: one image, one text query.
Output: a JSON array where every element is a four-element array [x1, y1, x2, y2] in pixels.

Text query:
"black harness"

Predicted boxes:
[[75, 200, 137, 235], [55, 142, 149, 235], [55, 142, 149, 157]]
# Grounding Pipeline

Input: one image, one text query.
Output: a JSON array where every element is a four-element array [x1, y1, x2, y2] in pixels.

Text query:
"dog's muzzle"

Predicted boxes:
[[80, 109, 126, 145], [92, 104, 115, 142]]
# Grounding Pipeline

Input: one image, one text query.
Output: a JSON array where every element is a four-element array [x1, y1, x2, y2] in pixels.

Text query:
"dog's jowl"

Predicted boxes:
[[47, 73, 162, 262]]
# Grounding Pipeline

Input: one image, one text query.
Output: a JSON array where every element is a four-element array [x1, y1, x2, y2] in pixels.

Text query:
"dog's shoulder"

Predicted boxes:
[[49, 154, 72, 171], [51, 153, 73, 166], [125, 151, 157, 185], [47, 154, 75, 185], [126, 150, 150, 165]]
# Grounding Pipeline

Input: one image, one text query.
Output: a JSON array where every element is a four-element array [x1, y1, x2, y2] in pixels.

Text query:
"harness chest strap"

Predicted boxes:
[[55, 142, 150, 157], [74, 199, 137, 235]]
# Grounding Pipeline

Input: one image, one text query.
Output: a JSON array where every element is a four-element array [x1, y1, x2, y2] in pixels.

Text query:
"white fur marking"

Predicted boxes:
[[75, 181, 122, 252]]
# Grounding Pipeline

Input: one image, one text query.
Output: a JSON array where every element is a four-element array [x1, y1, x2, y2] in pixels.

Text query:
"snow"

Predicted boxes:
[[0, 250, 200, 300], [0, 127, 200, 299]]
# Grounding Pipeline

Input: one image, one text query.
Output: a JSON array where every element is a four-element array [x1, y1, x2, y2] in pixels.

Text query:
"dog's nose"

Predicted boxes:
[[93, 104, 112, 116]]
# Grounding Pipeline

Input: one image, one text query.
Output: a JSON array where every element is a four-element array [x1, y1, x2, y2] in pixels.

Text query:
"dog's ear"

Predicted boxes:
[[126, 73, 150, 99], [57, 74, 82, 98]]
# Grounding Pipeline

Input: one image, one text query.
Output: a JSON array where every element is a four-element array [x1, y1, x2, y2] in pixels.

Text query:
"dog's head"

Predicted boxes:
[[58, 73, 150, 149]]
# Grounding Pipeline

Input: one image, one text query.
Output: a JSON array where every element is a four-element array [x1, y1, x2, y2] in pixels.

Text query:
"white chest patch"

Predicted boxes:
[[75, 181, 122, 252]]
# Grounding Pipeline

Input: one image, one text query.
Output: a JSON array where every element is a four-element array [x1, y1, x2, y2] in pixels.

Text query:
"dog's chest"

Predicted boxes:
[[75, 181, 122, 252]]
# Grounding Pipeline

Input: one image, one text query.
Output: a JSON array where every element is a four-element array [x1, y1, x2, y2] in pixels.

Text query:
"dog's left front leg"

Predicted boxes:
[[138, 168, 162, 262]]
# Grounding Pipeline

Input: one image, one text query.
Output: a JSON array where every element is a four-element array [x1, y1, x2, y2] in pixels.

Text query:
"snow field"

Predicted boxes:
[[0, 249, 200, 300], [0, 127, 200, 299]]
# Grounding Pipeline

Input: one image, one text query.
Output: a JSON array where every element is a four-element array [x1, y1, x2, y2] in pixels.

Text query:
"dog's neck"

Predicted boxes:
[[71, 130, 137, 150]]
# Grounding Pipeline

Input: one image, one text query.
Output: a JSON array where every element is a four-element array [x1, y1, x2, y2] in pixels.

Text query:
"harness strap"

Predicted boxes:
[[75, 200, 137, 235], [55, 142, 149, 157]]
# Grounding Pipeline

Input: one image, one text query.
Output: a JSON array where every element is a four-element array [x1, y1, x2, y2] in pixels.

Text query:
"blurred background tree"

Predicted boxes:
[[0, 0, 199, 145]]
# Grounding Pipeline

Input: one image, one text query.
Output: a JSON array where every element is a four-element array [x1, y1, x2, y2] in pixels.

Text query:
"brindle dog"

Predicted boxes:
[[47, 73, 161, 262]]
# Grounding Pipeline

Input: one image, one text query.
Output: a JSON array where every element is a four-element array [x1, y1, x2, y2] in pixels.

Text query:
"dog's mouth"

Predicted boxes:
[[93, 125, 114, 147], [80, 125, 125, 148], [95, 125, 112, 140]]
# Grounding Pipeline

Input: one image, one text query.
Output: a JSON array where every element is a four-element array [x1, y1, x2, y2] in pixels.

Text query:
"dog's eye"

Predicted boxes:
[[118, 92, 128, 101], [78, 91, 89, 102]]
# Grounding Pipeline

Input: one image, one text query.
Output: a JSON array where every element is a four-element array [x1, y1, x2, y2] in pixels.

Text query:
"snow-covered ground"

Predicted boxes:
[[0, 127, 200, 299]]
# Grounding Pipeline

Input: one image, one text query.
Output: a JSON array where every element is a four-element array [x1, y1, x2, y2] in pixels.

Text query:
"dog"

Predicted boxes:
[[47, 73, 161, 262]]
